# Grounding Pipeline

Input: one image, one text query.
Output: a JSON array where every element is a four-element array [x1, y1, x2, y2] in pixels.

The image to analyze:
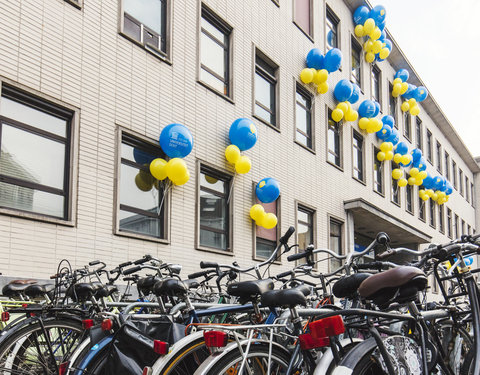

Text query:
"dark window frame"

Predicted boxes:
[[415, 117, 422, 150], [371, 65, 381, 107], [471, 182, 475, 208], [391, 162, 400, 206], [295, 202, 316, 259], [459, 169, 464, 196], [406, 180, 413, 214], [325, 6, 339, 51], [452, 160, 457, 190], [352, 130, 365, 183], [328, 216, 344, 272], [454, 214, 459, 238], [429, 199, 436, 228], [253, 49, 279, 129], [373, 146, 384, 196], [389, 82, 397, 128], [327, 107, 342, 169], [351, 37, 362, 88], [404, 113, 412, 142], [426, 129, 433, 163], [446, 207, 452, 239], [436, 141, 442, 174], [64, 0, 82, 9], [418, 195, 426, 222], [439, 204, 445, 234], [444, 152, 450, 181], [295, 83, 314, 151]]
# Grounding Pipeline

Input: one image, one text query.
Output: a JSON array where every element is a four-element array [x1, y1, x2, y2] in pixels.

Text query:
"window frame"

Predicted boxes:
[[327, 107, 343, 169], [328, 215, 344, 272], [418, 195, 426, 222], [452, 160, 457, 190], [351, 37, 362, 89], [373, 146, 384, 196], [371, 65, 381, 108], [352, 129, 365, 183], [294, 83, 314, 152], [415, 117, 422, 150], [438, 204, 445, 234], [404, 113, 412, 142], [325, 5, 340, 51], [389, 82, 397, 128], [459, 169, 464, 196], [471, 182, 475, 207], [429, 199, 436, 229], [444, 152, 450, 181], [436, 141, 442, 174], [405, 180, 413, 215], [454, 214, 459, 238], [391, 162, 400, 206], [196, 160, 234, 254], [293, 0, 314, 39], [64, 0, 82, 8], [0, 81, 78, 226], [295, 201, 316, 258], [426, 129, 433, 164], [446, 207, 452, 239], [466, 176, 470, 203]]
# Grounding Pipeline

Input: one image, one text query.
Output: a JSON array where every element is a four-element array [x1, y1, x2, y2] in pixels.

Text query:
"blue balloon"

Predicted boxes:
[[373, 101, 380, 117], [384, 39, 392, 51], [395, 141, 409, 155], [433, 176, 444, 191], [369, 5, 386, 25], [382, 115, 395, 128], [229, 118, 257, 151], [376, 125, 392, 140], [256, 177, 280, 204], [349, 84, 361, 104], [353, 5, 370, 25], [399, 159, 412, 168], [402, 84, 417, 100], [417, 157, 427, 171], [334, 80, 354, 102], [394, 69, 409, 82], [413, 86, 428, 102], [379, 30, 387, 42], [411, 148, 423, 164], [377, 18, 386, 31], [358, 100, 376, 118], [306, 48, 324, 70], [445, 181, 453, 195], [441, 177, 447, 192], [423, 173, 433, 189], [133, 148, 156, 165], [159, 123, 194, 158], [327, 30, 334, 48], [323, 48, 342, 73], [386, 128, 399, 145]]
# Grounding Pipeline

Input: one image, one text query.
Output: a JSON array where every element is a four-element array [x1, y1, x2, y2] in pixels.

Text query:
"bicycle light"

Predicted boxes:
[[153, 340, 169, 355], [298, 333, 330, 349], [58, 362, 69, 375], [309, 315, 345, 339], [101, 319, 113, 331], [204, 331, 228, 348], [1, 312, 9, 322], [82, 319, 94, 330]]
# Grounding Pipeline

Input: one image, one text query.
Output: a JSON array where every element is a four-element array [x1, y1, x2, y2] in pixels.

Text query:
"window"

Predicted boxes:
[[254, 51, 278, 127], [294, 0, 312, 37], [117, 132, 167, 239], [373, 147, 383, 195], [466, 176, 470, 203], [461, 219, 465, 235], [426, 130, 433, 163], [295, 85, 313, 149], [326, 7, 339, 50], [198, 165, 231, 251], [255, 198, 279, 260], [429, 200, 436, 228], [329, 219, 343, 271], [371, 66, 381, 106], [327, 108, 341, 167], [447, 208, 452, 238], [471, 182, 475, 207], [418, 195, 425, 221], [122, 0, 168, 56], [391, 162, 400, 205], [352, 130, 364, 181], [444, 152, 450, 181], [406, 180, 413, 214], [452, 161, 457, 189], [389, 83, 397, 127], [351, 38, 362, 87], [468, 224, 471, 235], [439, 204, 444, 233], [200, 6, 232, 97], [404, 114, 411, 141], [297, 204, 314, 251], [0, 85, 74, 221], [454, 214, 459, 238], [459, 169, 464, 196], [436, 141, 442, 173], [415, 118, 422, 150], [65, 0, 82, 8]]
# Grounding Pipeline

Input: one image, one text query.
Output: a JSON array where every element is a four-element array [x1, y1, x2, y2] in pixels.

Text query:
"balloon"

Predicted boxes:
[[262, 213, 278, 229], [353, 5, 370, 25], [323, 48, 343, 72], [204, 175, 218, 184], [417, 157, 427, 171], [300, 68, 315, 84], [398, 178, 408, 187], [410, 105, 420, 116], [387, 128, 399, 145], [395, 69, 409, 82], [423, 174, 433, 189], [166, 158, 188, 182], [385, 151, 394, 160], [363, 18, 375, 34], [392, 83, 402, 96], [135, 172, 153, 192], [400, 154, 412, 167], [306, 48, 324, 70], [373, 101, 380, 117], [235, 155, 251, 174], [256, 177, 280, 203], [225, 145, 241, 164], [408, 97, 417, 106], [133, 148, 156, 165], [421, 194, 429, 202], [413, 86, 428, 102], [365, 52, 375, 63], [334, 80, 354, 102], [377, 151, 386, 162], [354, 25, 365, 37], [358, 100, 376, 118], [410, 168, 419, 177], [159, 123, 194, 158], [426, 189, 434, 197], [372, 40, 383, 54], [332, 108, 344, 122], [317, 82, 329, 94], [370, 27, 382, 41], [376, 125, 392, 140], [150, 158, 168, 180], [411, 149, 423, 164], [345, 109, 358, 122], [401, 101, 410, 112], [336, 102, 349, 114], [432, 192, 439, 201], [250, 204, 265, 221], [229, 118, 257, 151], [349, 84, 361, 104], [408, 177, 416, 185], [358, 117, 369, 130], [400, 82, 409, 95], [370, 5, 386, 25], [402, 84, 416, 100], [393, 78, 402, 86], [393, 153, 402, 164], [417, 171, 427, 180], [171, 168, 190, 186], [382, 115, 395, 128], [392, 168, 403, 180], [445, 182, 453, 195], [379, 30, 387, 42], [380, 141, 393, 153], [395, 141, 408, 155], [314, 69, 329, 84], [364, 40, 374, 52], [384, 39, 392, 51]]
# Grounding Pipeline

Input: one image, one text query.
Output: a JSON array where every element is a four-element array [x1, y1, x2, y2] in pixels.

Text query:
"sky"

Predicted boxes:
[[371, 0, 480, 157]]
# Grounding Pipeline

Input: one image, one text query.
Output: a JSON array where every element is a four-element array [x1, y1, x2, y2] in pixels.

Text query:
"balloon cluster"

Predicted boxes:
[[353, 5, 392, 63], [148, 123, 194, 187], [392, 69, 428, 116], [299, 48, 342, 94], [357, 99, 382, 133], [250, 178, 280, 229], [377, 141, 394, 162], [225, 118, 257, 174], [332, 80, 360, 123], [419, 174, 453, 205], [376, 115, 399, 144]]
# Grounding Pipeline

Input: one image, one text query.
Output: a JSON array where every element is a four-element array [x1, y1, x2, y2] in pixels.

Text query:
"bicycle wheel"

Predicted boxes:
[[0, 317, 84, 374]]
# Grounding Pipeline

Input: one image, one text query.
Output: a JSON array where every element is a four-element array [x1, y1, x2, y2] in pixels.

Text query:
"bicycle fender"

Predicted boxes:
[[313, 338, 363, 375], [73, 335, 113, 375], [331, 337, 377, 375]]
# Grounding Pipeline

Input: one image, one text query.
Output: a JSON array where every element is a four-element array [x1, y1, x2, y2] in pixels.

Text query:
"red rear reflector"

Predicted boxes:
[[142, 367, 152, 375], [298, 333, 330, 349], [82, 319, 94, 330], [58, 361, 69, 375], [204, 331, 228, 348], [1, 312, 9, 322], [153, 340, 169, 355], [22, 304, 28, 308], [309, 316, 345, 339], [101, 319, 112, 331]]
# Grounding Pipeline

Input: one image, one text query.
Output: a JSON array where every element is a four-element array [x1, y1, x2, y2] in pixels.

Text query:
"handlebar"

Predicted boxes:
[[123, 266, 141, 275], [200, 261, 219, 269], [279, 226, 295, 245], [133, 255, 152, 265], [188, 270, 215, 279]]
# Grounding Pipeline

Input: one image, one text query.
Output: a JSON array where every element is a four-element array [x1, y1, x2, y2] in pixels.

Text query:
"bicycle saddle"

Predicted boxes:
[[137, 276, 161, 295], [261, 288, 307, 308], [182, 279, 200, 289], [227, 279, 274, 304], [95, 285, 118, 298], [2, 279, 38, 297], [332, 273, 372, 298], [153, 278, 187, 297], [24, 283, 55, 298]]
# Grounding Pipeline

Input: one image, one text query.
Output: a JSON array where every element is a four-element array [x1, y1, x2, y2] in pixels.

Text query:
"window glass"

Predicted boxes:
[[404, 114, 411, 140], [391, 162, 400, 205], [297, 206, 313, 251], [447, 208, 452, 238], [418, 196, 425, 221], [389, 83, 397, 126], [294, 0, 311, 36], [415, 118, 422, 150], [373, 147, 383, 194], [351, 40, 361, 87], [371, 67, 380, 104], [353, 131, 364, 181], [329, 219, 342, 271], [436, 141, 442, 173], [326, 8, 338, 49], [429, 200, 436, 228], [439, 204, 444, 233], [124, 0, 163, 34], [295, 87, 312, 148], [426, 130, 433, 162], [406, 182, 413, 213], [328, 110, 341, 166], [255, 198, 278, 259], [255, 54, 277, 126]]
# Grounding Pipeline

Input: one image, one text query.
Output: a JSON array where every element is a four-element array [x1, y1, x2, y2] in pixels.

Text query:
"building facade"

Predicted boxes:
[[0, 0, 478, 288]]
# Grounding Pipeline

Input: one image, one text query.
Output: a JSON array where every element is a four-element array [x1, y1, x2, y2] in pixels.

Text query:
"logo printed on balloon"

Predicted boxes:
[[229, 118, 258, 151], [159, 123, 194, 158], [256, 178, 280, 204]]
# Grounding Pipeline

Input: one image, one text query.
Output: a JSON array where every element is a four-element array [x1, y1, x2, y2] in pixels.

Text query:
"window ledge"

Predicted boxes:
[[418, 217, 426, 223], [197, 80, 234, 104], [271, 0, 280, 7], [253, 256, 282, 265], [196, 246, 234, 256], [294, 140, 315, 154], [406, 209, 414, 216], [119, 32, 172, 65], [292, 22, 314, 43], [0, 208, 75, 227], [429, 223, 436, 229], [253, 114, 280, 133], [115, 230, 169, 244], [64, 0, 82, 9], [391, 200, 401, 208], [327, 160, 343, 172], [352, 176, 366, 186], [373, 189, 385, 198]]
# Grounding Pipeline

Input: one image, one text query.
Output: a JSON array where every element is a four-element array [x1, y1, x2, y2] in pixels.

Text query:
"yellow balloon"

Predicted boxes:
[[344, 109, 358, 122], [337, 102, 349, 114], [150, 158, 168, 180], [205, 175, 218, 184], [317, 82, 329, 94], [385, 151, 394, 160], [401, 155, 412, 165], [235, 155, 251, 174], [315, 69, 329, 84], [408, 177, 416, 185], [166, 158, 188, 182], [409, 168, 419, 177], [445, 195, 450, 202], [398, 178, 408, 187], [365, 52, 375, 63], [392, 83, 402, 96], [355, 25, 365, 38], [432, 193, 439, 201], [414, 177, 423, 186], [172, 168, 190, 186], [392, 168, 403, 180], [408, 98, 417, 107], [419, 189, 426, 196], [262, 213, 278, 229], [401, 101, 410, 112], [372, 40, 383, 54], [363, 18, 375, 34], [377, 151, 386, 162], [426, 189, 434, 197], [300, 68, 314, 84], [250, 204, 265, 222], [421, 194, 429, 201], [417, 171, 427, 180], [332, 108, 344, 122], [358, 117, 369, 130], [374, 118, 383, 132], [379, 48, 389, 60], [370, 27, 381, 41], [135, 172, 153, 192], [225, 144, 241, 164], [366, 119, 377, 133], [380, 141, 392, 153], [393, 78, 402, 86], [400, 82, 409, 95], [410, 105, 420, 116], [364, 40, 374, 52], [393, 153, 403, 164]]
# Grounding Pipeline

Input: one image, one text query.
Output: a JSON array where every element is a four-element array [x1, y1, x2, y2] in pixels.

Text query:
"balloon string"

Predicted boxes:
[[158, 179, 172, 216], [227, 173, 236, 205]]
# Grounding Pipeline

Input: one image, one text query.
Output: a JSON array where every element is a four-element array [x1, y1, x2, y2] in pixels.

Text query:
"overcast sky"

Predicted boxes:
[[371, 0, 480, 157]]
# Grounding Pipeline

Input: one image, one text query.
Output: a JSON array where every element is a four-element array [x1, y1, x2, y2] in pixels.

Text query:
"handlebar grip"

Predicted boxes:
[[356, 262, 388, 270], [188, 270, 210, 279], [123, 266, 141, 275], [376, 249, 395, 260], [280, 226, 295, 245], [287, 252, 308, 262], [376, 232, 390, 246], [134, 255, 152, 265], [119, 261, 133, 268], [276, 270, 293, 279], [89, 260, 101, 266], [110, 267, 119, 275], [200, 261, 218, 269]]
